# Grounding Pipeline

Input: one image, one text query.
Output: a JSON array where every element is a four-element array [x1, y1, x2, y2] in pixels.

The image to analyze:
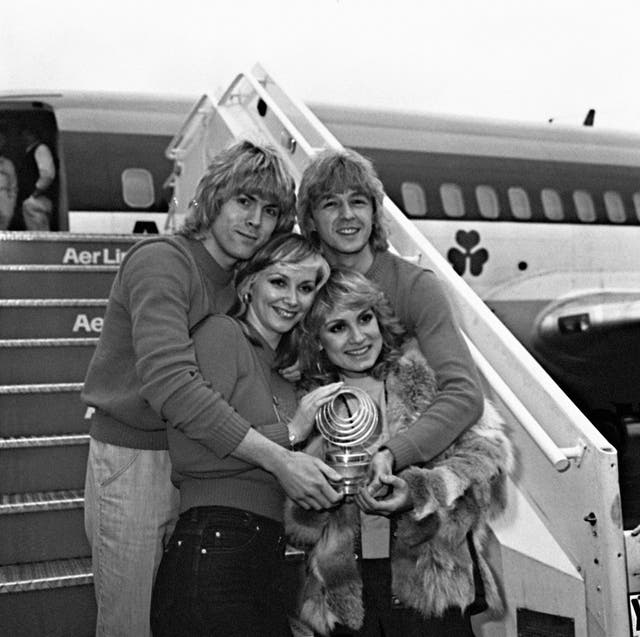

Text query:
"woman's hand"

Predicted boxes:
[[288, 382, 344, 442], [355, 473, 412, 516], [365, 448, 394, 497]]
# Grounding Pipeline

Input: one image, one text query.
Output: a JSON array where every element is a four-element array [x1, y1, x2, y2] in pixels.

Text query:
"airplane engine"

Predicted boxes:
[[532, 291, 640, 447]]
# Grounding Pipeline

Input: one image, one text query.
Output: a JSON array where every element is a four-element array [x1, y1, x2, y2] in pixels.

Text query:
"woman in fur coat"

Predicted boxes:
[[286, 268, 514, 637]]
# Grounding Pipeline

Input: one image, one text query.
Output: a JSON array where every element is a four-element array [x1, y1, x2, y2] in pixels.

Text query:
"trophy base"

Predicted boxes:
[[327, 449, 370, 496], [331, 477, 365, 496]]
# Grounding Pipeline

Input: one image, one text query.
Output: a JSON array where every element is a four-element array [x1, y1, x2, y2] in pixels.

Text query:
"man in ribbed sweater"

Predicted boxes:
[[82, 141, 341, 637], [297, 147, 484, 495], [296, 148, 485, 632]]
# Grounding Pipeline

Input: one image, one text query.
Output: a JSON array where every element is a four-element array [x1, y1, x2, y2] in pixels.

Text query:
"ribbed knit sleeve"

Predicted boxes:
[[124, 242, 251, 455], [366, 251, 484, 469]]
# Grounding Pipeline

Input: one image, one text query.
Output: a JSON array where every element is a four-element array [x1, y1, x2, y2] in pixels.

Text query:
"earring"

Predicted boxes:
[[242, 292, 252, 305]]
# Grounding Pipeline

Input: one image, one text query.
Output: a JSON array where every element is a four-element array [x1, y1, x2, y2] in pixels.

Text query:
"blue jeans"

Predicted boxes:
[[151, 506, 293, 637], [84, 438, 180, 637]]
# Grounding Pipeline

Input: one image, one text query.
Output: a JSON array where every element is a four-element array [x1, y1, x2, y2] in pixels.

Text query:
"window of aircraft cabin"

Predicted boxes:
[[541, 188, 564, 221], [603, 191, 626, 223], [507, 187, 532, 219], [475, 185, 500, 219], [122, 168, 155, 209], [401, 182, 427, 217], [633, 193, 640, 221], [440, 183, 465, 218], [573, 190, 596, 222]]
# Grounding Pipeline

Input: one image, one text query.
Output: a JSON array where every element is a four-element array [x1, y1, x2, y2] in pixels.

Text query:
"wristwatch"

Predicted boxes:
[[287, 427, 297, 450]]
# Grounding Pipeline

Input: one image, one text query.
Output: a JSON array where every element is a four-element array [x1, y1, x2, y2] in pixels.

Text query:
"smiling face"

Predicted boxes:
[[245, 258, 322, 348], [311, 189, 374, 268], [204, 193, 280, 270], [319, 305, 383, 377]]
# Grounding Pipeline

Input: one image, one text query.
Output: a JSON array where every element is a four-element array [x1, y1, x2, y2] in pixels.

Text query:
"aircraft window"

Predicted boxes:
[[507, 187, 531, 219], [603, 191, 626, 223], [573, 190, 596, 222], [122, 168, 155, 209], [633, 193, 640, 221], [475, 185, 500, 219], [440, 183, 465, 218], [401, 182, 427, 217], [541, 188, 563, 221]]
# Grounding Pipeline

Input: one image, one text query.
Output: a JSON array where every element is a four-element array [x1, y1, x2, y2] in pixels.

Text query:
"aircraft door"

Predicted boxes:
[[0, 101, 63, 231]]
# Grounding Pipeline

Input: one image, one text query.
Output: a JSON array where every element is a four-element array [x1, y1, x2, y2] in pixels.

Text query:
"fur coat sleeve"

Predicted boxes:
[[392, 399, 514, 618]]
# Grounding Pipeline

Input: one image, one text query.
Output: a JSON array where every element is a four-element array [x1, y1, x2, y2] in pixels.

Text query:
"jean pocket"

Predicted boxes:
[[92, 441, 140, 488], [200, 520, 260, 553]]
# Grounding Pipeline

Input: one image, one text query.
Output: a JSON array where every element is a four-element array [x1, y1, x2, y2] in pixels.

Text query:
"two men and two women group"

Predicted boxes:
[[82, 140, 513, 637]]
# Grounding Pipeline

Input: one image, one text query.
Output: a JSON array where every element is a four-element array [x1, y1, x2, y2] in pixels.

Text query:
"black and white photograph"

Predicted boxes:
[[2, 2, 640, 635]]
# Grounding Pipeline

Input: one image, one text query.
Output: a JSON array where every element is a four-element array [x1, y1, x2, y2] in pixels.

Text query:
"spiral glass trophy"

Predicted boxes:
[[315, 386, 379, 495]]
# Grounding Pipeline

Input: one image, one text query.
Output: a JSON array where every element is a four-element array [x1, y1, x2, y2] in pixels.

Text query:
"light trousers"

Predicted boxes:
[[84, 438, 180, 637]]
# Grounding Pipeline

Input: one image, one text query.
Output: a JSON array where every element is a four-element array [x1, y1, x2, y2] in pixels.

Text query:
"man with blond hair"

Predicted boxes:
[[83, 140, 341, 637], [296, 147, 485, 633], [297, 147, 483, 495]]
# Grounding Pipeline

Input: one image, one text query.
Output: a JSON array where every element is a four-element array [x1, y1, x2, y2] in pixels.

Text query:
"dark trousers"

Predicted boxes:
[[331, 559, 475, 637], [151, 505, 293, 637]]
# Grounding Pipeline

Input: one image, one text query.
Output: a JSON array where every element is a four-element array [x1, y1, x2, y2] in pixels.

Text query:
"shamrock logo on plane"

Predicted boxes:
[[447, 230, 488, 276]]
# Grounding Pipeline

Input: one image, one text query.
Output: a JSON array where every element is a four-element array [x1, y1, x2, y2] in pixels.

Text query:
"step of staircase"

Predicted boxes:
[[0, 557, 95, 637], [0, 299, 107, 339], [0, 230, 136, 265], [0, 435, 89, 494], [0, 383, 87, 438], [1, 338, 97, 385], [0, 490, 89, 565], [0, 265, 118, 299], [0, 231, 133, 636]]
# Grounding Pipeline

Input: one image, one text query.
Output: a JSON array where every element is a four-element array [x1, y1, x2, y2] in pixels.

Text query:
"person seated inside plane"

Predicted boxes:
[[286, 268, 514, 637], [12, 126, 57, 231]]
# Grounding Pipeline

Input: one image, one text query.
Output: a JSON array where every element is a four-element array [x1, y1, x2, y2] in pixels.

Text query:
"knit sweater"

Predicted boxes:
[[366, 250, 483, 468], [168, 315, 296, 522], [83, 235, 250, 451]]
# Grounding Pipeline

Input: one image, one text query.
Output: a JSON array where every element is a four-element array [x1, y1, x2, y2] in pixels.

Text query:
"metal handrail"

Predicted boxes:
[[165, 94, 212, 160], [464, 336, 575, 472], [219, 70, 317, 159]]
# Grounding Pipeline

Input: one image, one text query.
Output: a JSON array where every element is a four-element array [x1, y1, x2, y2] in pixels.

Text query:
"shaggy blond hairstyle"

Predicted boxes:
[[178, 140, 296, 239], [299, 268, 405, 387], [232, 232, 330, 369], [297, 148, 389, 252]]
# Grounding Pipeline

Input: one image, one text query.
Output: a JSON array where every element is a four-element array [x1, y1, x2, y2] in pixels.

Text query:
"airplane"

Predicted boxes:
[[1, 89, 639, 451], [2, 73, 639, 635]]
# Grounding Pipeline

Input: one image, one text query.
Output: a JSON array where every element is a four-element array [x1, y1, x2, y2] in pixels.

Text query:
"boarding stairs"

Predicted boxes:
[[0, 232, 138, 636], [165, 64, 636, 636]]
